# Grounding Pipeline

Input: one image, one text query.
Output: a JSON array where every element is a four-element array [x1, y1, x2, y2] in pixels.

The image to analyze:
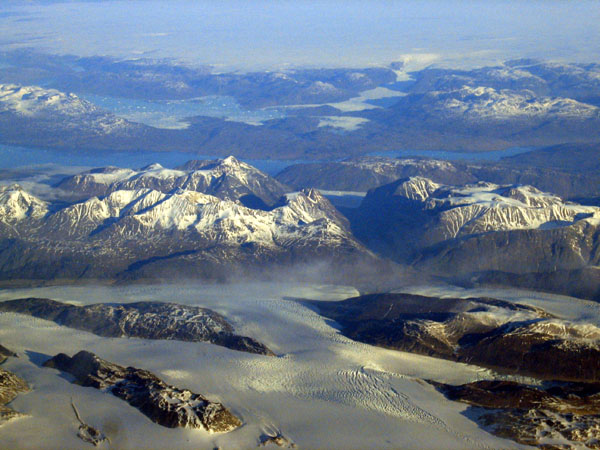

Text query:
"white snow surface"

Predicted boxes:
[[65, 155, 284, 202], [0, 83, 136, 134], [0, 282, 529, 449], [413, 179, 600, 239], [45, 185, 354, 248], [327, 86, 406, 112], [272, 86, 405, 113], [0, 184, 48, 222], [431, 85, 600, 120]]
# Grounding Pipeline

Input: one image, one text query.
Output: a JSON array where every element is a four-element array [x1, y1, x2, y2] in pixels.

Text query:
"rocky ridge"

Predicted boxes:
[[0, 298, 273, 355], [44, 350, 242, 432], [433, 380, 600, 449], [311, 293, 600, 382], [0, 344, 28, 425], [57, 156, 290, 207]]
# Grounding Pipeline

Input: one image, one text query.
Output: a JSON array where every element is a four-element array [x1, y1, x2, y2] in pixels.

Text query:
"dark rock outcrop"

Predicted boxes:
[[349, 176, 600, 300], [433, 380, 600, 449], [311, 293, 600, 382], [44, 350, 242, 432], [0, 345, 28, 425], [0, 298, 273, 356], [0, 344, 17, 364]]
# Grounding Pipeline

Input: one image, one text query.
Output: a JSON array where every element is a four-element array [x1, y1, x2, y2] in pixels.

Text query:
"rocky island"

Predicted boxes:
[[0, 298, 273, 355], [310, 293, 600, 382], [44, 350, 242, 432]]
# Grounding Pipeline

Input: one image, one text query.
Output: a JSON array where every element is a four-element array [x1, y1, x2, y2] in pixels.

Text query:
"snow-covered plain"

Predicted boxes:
[[0, 282, 552, 449]]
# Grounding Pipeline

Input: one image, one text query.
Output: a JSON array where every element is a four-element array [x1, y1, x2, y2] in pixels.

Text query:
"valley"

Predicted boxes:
[[0, 3, 599, 447], [1, 282, 600, 448]]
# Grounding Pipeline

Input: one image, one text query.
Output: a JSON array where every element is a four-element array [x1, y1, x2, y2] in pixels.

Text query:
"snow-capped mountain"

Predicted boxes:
[[365, 177, 599, 240], [389, 176, 440, 202], [427, 85, 600, 121], [416, 181, 600, 243], [353, 177, 600, 276], [0, 84, 138, 135], [0, 84, 99, 117], [46, 185, 346, 245], [0, 175, 368, 280], [44, 186, 352, 247], [0, 184, 49, 238], [57, 156, 290, 206], [408, 61, 600, 107], [0, 184, 48, 222]]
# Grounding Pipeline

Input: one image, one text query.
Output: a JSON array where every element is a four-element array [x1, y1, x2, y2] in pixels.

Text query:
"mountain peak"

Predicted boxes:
[[139, 162, 164, 171], [0, 184, 48, 221], [221, 155, 240, 165], [393, 177, 440, 201], [57, 157, 290, 206]]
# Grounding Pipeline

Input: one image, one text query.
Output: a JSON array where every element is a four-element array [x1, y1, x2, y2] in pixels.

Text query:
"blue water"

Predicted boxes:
[[0, 144, 536, 177], [0, 144, 309, 175], [80, 94, 285, 129], [369, 147, 533, 162]]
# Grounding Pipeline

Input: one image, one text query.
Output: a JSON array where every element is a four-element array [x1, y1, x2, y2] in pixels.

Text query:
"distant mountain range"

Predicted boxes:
[[56, 155, 290, 207], [276, 145, 600, 201], [2, 57, 600, 158]]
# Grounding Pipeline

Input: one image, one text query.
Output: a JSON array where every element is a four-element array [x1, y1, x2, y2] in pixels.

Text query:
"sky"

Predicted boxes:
[[1, 0, 599, 71]]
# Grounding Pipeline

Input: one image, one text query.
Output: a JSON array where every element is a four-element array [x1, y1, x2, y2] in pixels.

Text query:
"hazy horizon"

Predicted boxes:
[[1, 0, 599, 71]]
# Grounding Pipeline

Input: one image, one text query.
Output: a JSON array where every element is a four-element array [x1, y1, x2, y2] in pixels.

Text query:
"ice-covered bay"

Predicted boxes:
[[0, 282, 531, 449]]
